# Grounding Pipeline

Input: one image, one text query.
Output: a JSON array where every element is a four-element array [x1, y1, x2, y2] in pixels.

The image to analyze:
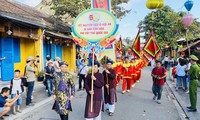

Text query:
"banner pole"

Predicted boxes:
[[90, 46, 95, 112]]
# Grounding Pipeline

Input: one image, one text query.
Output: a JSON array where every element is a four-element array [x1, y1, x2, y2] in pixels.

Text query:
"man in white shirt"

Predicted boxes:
[[78, 59, 88, 91]]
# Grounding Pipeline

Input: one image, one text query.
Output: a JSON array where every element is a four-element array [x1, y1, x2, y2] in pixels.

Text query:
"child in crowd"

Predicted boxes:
[[10, 70, 24, 114]]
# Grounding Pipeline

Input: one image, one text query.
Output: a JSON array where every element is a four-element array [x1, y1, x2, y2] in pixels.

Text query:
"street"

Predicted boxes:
[[11, 68, 181, 120]]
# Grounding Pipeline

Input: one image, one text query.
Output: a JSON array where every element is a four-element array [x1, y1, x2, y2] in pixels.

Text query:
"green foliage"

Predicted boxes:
[[123, 37, 132, 51], [38, 70, 44, 77], [41, 0, 131, 20], [138, 6, 200, 47]]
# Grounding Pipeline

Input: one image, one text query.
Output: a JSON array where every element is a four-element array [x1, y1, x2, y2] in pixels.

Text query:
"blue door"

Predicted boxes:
[[1, 38, 14, 81], [51, 44, 56, 60], [56, 45, 62, 61], [43, 42, 47, 66]]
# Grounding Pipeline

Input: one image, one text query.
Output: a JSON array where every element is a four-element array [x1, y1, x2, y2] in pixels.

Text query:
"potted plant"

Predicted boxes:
[[38, 70, 44, 82]]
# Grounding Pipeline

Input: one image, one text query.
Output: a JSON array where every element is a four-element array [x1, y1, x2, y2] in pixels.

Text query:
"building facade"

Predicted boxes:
[[0, 0, 76, 81]]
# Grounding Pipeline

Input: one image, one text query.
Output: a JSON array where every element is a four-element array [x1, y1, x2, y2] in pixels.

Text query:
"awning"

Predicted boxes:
[[178, 40, 200, 52], [45, 30, 73, 39], [0, 12, 46, 28]]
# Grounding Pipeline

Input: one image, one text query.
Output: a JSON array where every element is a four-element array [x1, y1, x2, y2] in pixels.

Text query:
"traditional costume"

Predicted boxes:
[[84, 61, 105, 120], [136, 59, 142, 82], [121, 58, 132, 93], [103, 60, 117, 116], [130, 60, 138, 88], [112, 58, 123, 86], [53, 62, 75, 120]]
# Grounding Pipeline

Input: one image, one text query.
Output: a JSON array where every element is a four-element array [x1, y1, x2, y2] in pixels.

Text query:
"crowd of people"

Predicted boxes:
[[0, 53, 199, 120], [83, 56, 146, 120], [151, 54, 200, 112]]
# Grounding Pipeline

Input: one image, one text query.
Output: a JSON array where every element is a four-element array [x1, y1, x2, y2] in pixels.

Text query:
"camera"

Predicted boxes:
[[154, 76, 160, 80]]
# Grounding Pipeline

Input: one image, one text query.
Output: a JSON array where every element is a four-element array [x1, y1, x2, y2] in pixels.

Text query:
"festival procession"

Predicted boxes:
[[0, 0, 200, 120]]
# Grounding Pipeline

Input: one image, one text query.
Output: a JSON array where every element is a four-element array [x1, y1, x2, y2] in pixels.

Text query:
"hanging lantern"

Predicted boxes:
[[165, 45, 169, 49], [182, 14, 194, 28], [46, 36, 50, 40], [146, 0, 163, 20], [179, 45, 183, 49], [68, 39, 72, 43], [157, 0, 164, 9], [184, 0, 193, 12], [146, 0, 159, 9]]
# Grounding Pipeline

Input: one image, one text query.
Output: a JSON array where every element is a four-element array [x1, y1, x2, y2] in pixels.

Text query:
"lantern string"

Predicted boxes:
[[152, 11, 154, 21]]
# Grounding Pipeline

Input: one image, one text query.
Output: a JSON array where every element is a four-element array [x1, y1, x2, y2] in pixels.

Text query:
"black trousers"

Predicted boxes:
[[164, 61, 168, 69], [60, 114, 68, 120], [79, 74, 86, 89], [152, 84, 164, 100]]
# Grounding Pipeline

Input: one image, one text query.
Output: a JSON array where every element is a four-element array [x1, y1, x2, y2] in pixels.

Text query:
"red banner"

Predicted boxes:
[[131, 28, 141, 58], [92, 0, 111, 11], [142, 31, 161, 59]]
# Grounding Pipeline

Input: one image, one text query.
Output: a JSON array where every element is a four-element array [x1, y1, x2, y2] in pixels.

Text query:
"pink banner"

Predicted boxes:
[[92, 0, 111, 11]]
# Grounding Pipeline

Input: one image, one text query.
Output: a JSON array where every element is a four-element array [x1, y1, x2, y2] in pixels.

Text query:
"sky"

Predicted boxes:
[[16, 0, 200, 40]]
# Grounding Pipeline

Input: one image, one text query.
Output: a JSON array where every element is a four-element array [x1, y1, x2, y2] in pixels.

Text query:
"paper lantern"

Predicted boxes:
[[146, 0, 164, 20], [182, 14, 194, 28], [184, 0, 193, 12], [146, 0, 159, 10], [157, 0, 164, 8]]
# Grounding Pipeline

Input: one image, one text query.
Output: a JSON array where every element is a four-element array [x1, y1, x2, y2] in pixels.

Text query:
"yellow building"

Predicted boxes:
[[0, 0, 75, 81]]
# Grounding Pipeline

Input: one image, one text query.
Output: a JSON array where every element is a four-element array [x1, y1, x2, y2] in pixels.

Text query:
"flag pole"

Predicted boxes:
[[90, 46, 95, 112]]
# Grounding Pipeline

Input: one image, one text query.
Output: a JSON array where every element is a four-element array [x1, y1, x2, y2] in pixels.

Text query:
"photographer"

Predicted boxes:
[[44, 61, 55, 97], [25, 56, 37, 106], [175, 58, 188, 92], [151, 60, 167, 104], [0, 87, 20, 119]]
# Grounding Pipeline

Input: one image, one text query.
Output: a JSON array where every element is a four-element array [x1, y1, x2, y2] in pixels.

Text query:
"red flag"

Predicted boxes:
[[143, 31, 161, 59], [141, 50, 150, 64], [131, 28, 141, 58], [92, 0, 111, 11]]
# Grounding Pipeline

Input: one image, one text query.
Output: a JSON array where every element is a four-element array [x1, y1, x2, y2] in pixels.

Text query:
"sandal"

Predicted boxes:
[[109, 112, 114, 116], [13, 112, 17, 115], [17, 109, 22, 113]]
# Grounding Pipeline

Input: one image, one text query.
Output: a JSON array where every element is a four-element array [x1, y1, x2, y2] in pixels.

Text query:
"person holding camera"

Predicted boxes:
[[44, 61, 55, 97], [0, 87, 20, 119], [25, 56, 37, 106], [151, 60, 167, 104], [175, 58, 188, 92]]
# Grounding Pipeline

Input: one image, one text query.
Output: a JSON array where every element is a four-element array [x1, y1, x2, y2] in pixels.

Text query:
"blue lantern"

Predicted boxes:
[[184, 0, 193, 11]]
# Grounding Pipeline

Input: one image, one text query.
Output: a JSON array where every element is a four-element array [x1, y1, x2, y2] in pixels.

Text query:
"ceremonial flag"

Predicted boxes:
[[143, 31, 161, 59], [91, 0, 111, 11], [115, 36, 123, 54], [131, 28, 141, 58], [141, 50, 151, 66]]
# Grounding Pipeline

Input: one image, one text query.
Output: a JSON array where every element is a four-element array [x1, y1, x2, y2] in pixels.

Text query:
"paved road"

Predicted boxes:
[[12, 68, 181, 120]]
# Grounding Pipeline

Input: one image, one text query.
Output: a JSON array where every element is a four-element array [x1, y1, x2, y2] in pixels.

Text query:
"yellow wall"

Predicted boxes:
[[14, 28, 43, 75], [14, 38, 35, 74], [62, 43, 76, 72]]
